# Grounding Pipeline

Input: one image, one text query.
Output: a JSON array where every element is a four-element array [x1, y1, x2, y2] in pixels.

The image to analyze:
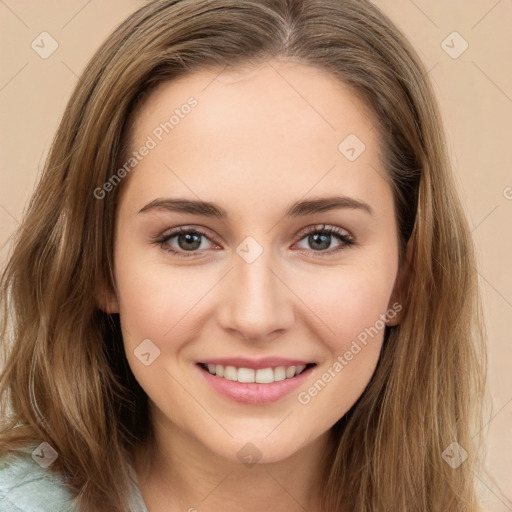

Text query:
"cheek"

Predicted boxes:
[[291, 263, 396, 413], [113, 252, 211, 411], [114, 255, 205, 348], [295, 262, 395, 348]]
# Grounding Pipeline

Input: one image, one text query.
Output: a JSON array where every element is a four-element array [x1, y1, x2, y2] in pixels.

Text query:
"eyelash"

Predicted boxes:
[[153, 224, 355, 259]]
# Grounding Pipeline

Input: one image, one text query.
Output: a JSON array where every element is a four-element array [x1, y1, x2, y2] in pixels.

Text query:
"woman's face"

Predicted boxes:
[[109, 60, 401, 464]]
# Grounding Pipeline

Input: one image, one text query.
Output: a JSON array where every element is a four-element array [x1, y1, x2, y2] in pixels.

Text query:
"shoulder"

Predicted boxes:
[[0, 446, 77, 512]]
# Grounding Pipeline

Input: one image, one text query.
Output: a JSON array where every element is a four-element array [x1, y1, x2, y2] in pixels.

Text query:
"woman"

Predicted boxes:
[[0, 0, 487, 510]]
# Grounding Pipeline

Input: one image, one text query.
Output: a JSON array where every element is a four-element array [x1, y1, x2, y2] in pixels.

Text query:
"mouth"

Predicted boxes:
[[196, 361, 317, 404], [197, 362, 316, 383]]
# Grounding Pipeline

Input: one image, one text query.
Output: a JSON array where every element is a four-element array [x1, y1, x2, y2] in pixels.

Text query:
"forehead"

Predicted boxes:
[[132, 60, 377, 147], [121, 60, 390, 218]]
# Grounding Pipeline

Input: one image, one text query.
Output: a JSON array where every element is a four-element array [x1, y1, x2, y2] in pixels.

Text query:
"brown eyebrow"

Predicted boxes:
[[138, 195, 374, 218]]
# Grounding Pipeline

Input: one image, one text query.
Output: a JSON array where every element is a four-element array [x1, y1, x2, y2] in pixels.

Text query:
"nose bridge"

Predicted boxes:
[[219, 238, 294, 341]]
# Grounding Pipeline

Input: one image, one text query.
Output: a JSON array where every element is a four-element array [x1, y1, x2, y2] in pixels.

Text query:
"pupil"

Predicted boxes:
[[179, 233, 201, 251], [310, 233, 330, 250]]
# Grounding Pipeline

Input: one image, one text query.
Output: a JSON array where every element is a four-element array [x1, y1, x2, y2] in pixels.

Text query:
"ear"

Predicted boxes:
[[386, 233, 414, 326], [95, 278, 120, 314]]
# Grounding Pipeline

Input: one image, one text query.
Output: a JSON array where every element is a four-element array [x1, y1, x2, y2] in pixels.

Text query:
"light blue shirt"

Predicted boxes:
[[0, 445, 149, 512]]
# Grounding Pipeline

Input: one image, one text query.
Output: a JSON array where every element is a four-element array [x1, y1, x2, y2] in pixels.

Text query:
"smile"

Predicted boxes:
[[196, 361, 317, 404], [199, 362, 314, 383]]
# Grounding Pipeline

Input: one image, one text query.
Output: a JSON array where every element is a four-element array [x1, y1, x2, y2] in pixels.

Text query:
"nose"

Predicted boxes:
[[217, 246, 295, 343]]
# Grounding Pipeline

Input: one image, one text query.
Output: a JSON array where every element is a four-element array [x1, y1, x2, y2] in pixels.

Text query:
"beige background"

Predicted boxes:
[[0, 0, 510, 508]]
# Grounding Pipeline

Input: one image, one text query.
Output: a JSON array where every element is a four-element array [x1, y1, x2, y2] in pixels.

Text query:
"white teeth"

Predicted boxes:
[[255, 368, 274, 384], [224, 366, 237, 381], [237, 367, 255, 383], [274, 366, 286, 381], [295, 364, 306, 376], [285, 366, 296, 378], [203, 363, 310, 383]]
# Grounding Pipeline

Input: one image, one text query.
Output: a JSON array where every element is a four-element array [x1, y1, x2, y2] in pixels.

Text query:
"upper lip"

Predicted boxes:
[[198, 357, 316, 370]]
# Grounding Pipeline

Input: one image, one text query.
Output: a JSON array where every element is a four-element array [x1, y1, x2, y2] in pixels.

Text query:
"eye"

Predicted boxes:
[[293, 224, 355, 255], [154, 226, 217, 257], [153, 224, 355, 258]]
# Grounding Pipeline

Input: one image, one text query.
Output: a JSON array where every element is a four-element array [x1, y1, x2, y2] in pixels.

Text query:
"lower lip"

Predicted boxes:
[[197, 364, 315, 404]]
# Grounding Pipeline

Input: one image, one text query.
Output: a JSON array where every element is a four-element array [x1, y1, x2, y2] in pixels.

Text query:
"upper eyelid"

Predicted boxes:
[[158, 225, 218, 244], [295, 223, 352, 239]]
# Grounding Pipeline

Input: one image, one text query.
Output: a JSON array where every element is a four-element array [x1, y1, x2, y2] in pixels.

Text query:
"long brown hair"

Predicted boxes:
[[0, 0, 487, 510]]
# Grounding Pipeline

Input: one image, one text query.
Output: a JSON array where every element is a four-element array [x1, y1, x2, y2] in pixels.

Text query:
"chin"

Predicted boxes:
[[210, 432, 315, 467]]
